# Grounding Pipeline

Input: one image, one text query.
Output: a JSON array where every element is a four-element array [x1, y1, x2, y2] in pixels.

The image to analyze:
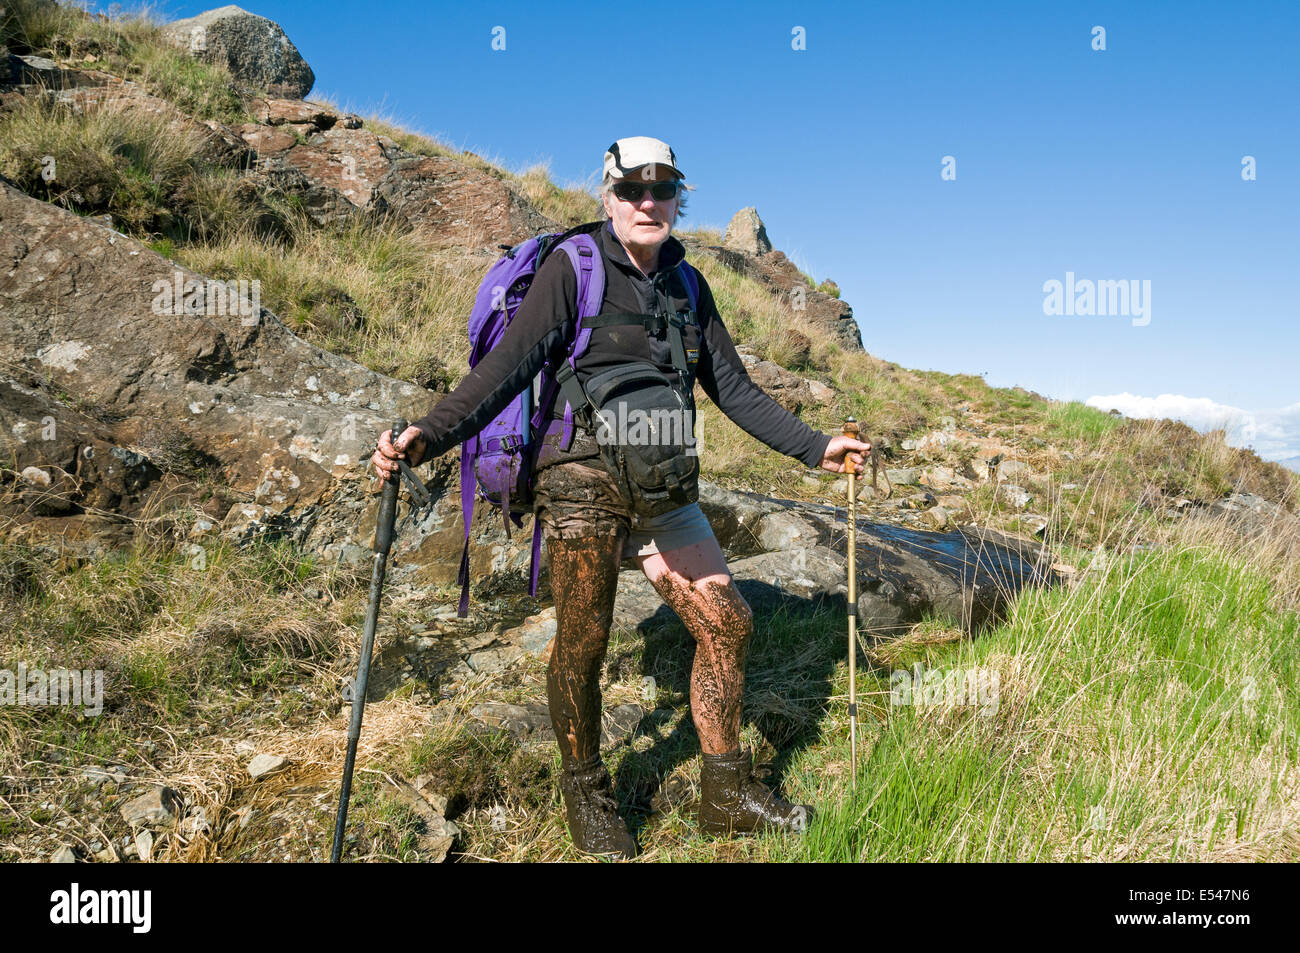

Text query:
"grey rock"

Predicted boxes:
[[0, 179, 430, 563], [247, 753, 288, 779], [469, 701, 551, 741], [755, 509, 825, 551], [81, 765, 127, 787], [50, 845, 77, 863], [601, 703, 647, 748], [696, 479, 774, 557], [999, 485, 1032, 509], [499, 608, 556, 657], [723, 207, 772, 256], [10, 53, 100, 90], [922, 505, 950, 530], [886, 468, 919, 486], [162, 5, 315, 98], [120, 786, 182, 830], [614, 503, 1052, 637], [465, 642, 525, 675], [134, 829, 154, 862], [382, 779, 459, 862]]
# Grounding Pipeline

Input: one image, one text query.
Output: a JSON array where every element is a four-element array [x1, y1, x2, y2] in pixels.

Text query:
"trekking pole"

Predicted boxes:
[[331, 417, 407, 863], [843, 418, 859, 791]]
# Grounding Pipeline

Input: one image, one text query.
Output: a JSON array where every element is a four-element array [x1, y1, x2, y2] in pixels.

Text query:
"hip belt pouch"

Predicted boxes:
[[583, 361, 699, 519]]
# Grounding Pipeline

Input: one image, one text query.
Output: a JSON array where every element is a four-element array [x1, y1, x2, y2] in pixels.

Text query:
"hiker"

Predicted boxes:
[[371, 136, 871, 859]]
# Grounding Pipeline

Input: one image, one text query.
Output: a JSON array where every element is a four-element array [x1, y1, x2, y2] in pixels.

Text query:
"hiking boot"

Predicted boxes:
[[558, 753, 638, 859], [698, 747, 812, 837]]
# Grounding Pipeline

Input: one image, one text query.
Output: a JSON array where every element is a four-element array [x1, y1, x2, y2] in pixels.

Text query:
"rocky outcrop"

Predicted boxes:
[[162, 5, 315, 98], [372, 156, 560, 247], [0, 179, 427, 564], [232, 104, 560, 246], [732, 345, 833, 414], [723, 206, 771, 256], [607, 483, 1052, 637], [683, 208, 862, 353]]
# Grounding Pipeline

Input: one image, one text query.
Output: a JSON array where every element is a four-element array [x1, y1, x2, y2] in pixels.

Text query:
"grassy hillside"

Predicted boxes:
[[2, 1, 1297, 863]]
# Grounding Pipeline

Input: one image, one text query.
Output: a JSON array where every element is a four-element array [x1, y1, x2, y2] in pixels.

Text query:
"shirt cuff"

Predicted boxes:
[[801, 431, 832, 469]]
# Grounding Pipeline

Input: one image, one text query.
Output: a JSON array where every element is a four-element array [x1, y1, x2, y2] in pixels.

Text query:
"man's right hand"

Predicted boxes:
[[371, 426, 428, 480]]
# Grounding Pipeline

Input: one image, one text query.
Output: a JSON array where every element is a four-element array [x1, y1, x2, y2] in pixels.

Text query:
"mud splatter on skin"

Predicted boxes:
[[545, 534, 624, 763], [647, 570, 754, 755]]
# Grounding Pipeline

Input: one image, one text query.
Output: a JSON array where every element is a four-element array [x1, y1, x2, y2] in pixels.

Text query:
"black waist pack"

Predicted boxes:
[[581, 361, 699, 519]]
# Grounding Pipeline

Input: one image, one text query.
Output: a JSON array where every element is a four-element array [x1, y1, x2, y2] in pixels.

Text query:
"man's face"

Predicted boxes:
[[602, 163, 680, 254]]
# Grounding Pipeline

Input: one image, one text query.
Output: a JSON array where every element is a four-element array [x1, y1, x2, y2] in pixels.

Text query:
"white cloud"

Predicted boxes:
[[1085, 392, 1300, 465]]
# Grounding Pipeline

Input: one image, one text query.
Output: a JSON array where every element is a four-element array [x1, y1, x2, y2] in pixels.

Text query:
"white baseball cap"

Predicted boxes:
[[603, 136, 684, 182]]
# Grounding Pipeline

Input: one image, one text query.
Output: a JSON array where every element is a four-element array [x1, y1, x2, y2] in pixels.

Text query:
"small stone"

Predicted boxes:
[[19, 466, 51, 487], [601, 704, 647, 748], [466, 643, 525, 675], [81, 765, 127, 787], [470, 701, 550, 740], [135, 829, 154, 862], [247, 753, 289, 779], [120, 786, 181, 830], [999, 485, 1032, 509], [50, 845, 77, 863], [922, 506, 950, 530], [886, 468, 919, 486]]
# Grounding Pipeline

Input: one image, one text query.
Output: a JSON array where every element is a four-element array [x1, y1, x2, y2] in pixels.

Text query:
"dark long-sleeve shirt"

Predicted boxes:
[[411, 219, 832, 469]]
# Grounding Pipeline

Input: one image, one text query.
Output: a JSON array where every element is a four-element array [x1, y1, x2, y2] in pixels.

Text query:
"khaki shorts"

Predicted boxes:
[[532, 460, 716, 561]]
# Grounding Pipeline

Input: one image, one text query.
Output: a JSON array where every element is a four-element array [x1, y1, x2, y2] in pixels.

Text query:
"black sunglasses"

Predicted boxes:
[[611, 180, 682, 203]]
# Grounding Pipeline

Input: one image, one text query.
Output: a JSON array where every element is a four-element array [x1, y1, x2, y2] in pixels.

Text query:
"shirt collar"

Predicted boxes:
[[602, 219, 685, 277]]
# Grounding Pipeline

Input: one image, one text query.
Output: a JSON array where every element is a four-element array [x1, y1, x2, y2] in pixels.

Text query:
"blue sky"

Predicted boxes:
[[162, 1, 1300, 465]]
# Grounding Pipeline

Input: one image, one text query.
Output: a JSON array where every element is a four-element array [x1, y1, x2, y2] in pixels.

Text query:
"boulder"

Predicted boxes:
[[682, 229, 861, 353], [162, 5, 315, 98], [734, 347, 815, 413], [723, 206, 772, 256]]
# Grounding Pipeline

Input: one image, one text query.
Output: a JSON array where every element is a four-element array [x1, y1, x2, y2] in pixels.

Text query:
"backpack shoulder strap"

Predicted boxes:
[[678, 260, 700, 311], [548, 232, 605, 427]]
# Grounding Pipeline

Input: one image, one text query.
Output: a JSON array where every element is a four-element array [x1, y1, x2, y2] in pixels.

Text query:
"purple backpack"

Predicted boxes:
[[453, 222, 700, 617]]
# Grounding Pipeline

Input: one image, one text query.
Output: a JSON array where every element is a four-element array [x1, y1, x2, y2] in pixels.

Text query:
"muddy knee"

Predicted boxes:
[[651, 570, 753, 644]]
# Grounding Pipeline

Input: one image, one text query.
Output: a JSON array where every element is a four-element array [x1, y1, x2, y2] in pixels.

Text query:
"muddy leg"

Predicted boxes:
[[645, 566, 754, 755], [545, 534, 624, 763]]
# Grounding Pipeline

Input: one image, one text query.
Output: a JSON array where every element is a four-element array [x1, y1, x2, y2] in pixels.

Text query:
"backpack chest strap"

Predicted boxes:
[[582, 311, 698, 378]]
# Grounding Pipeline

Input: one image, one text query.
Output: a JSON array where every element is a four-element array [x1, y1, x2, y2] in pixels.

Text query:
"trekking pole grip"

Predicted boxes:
[[373, 418, 407, 556]]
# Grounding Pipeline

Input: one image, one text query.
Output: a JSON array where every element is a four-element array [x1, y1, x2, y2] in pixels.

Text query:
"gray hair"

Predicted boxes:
[[597, 176, 694, 224]]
